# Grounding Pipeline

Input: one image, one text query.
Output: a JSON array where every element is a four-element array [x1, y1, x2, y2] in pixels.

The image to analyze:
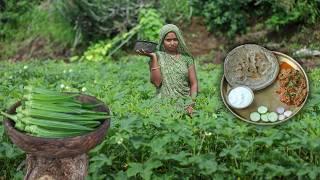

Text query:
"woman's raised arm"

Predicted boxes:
[[149, 53, 162, 87], [136, 49, 162, 88]]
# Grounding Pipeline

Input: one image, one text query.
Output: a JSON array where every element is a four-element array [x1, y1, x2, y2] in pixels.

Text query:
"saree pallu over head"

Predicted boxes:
[[154, 24, 195, 100]]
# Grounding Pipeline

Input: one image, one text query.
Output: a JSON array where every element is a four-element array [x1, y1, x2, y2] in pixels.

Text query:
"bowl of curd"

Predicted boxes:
[[227, 86, 254, 109]]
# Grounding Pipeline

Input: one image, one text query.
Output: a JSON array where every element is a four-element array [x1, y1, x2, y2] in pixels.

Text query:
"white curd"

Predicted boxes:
[[228, 86, 253, 109]]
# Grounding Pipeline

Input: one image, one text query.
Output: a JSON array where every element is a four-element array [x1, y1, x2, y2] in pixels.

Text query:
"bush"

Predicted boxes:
[[0, 0, 42, 40], [79, 25, 140, 62], [261, 0, 320, 30], [54, 0, 155, 42], [138, 9, 164, 42], [157, 0, 192, 23], [194, 0, 252, 38], [192, 0, 320, 37], [0, 1, 75, 60], [77, 8, 163, 62]]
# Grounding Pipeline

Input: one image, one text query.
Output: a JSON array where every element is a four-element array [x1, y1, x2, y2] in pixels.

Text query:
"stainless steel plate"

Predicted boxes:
[[221, 51, 309, 125]]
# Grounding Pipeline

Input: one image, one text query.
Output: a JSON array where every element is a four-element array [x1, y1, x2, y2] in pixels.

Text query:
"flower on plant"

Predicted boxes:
[[63, 70, 67, 73], [123, 163, 128, 169], [81, 87, 87, 92], [69, 69, 73, 73], [65, 86, 70, 90], [60, 84, 65, 89], [117, 137, 123, 144], [204, 132, 212, 136], [23, 65, 28, 69]]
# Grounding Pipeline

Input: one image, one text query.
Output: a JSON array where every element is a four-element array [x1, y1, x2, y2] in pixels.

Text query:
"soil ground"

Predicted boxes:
[[180, 17, 320, 70]]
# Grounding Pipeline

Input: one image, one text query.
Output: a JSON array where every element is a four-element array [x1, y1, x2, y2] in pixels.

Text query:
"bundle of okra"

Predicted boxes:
[[1, 86, 109, 138]]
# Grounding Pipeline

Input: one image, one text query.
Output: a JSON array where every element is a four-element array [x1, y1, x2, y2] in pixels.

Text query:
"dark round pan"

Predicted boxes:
[[134, 40, 158, 53]]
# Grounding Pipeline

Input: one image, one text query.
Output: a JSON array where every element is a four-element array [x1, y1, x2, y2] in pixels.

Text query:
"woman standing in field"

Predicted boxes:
[[136, 24, 198, 115]]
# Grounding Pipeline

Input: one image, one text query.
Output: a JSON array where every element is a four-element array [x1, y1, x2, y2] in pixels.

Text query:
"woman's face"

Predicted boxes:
[[163, 32, 179, 53]]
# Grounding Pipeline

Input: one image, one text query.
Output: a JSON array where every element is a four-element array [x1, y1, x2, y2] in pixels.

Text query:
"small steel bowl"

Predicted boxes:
[[134, 40, 157, 53], [226, 86, 254, 109]]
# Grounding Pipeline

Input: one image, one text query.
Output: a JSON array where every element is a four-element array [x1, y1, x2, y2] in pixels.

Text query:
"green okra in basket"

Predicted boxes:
[[1, 86, 110, 138]]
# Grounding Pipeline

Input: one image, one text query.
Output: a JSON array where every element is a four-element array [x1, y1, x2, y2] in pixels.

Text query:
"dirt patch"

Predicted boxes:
[[12, 37, 71, 62], [178, 17, 227, 64], [179, 17, 320, 69], [180, 17, 222, 56], [296, 57, 320, 70]]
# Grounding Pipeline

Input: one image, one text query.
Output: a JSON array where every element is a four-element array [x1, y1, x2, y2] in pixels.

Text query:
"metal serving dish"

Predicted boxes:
[[221, 51, 309, 125]]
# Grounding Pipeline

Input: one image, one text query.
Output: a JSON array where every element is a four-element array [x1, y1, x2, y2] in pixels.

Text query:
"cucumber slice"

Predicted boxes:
[[278, 114, 285, 121], [250, 112, 261, 122], [258, 106, 268, 114], [261, 114, 269, 122], [268, 112, 278, 122]]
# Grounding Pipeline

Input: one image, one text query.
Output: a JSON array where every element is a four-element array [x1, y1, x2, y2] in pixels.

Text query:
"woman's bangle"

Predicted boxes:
[[151, 66, 160, 71]]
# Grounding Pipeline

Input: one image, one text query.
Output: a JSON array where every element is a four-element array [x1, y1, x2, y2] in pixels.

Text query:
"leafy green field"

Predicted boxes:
[[1, 56, 320, 179]]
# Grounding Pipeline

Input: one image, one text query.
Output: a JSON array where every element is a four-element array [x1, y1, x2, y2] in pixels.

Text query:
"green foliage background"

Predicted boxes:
[[0, 0, 75, 60], [194, 0, 320, 37], [0, 0, 320, 179], [138, 9, 164, 42], [157, 0, 192, 23]]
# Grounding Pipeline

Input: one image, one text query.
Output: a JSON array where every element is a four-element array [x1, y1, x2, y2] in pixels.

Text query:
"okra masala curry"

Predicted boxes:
[[276, 62, 307, 107]]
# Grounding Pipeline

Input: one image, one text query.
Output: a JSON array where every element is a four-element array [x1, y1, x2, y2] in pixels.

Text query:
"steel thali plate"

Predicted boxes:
[[221, 51, 309, 125]]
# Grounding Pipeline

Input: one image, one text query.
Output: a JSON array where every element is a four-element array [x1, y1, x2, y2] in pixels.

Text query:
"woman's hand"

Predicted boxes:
[[135, 49, 156, 58]]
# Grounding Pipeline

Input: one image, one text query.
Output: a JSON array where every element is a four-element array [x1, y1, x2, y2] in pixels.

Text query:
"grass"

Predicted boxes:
[[0, 3, 75, 60]]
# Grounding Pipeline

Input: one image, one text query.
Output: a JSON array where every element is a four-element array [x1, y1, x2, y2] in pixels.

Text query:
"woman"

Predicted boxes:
[[136, 24, 198, 115]]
